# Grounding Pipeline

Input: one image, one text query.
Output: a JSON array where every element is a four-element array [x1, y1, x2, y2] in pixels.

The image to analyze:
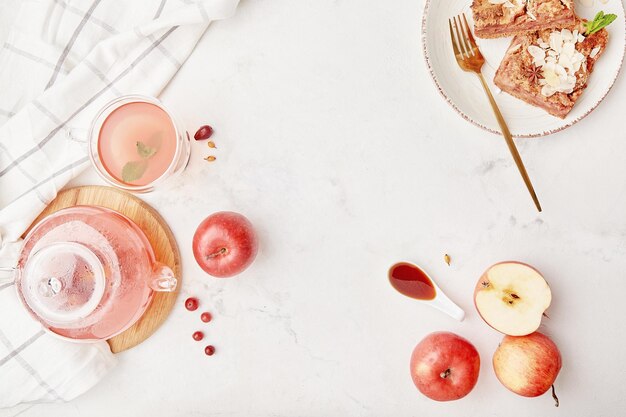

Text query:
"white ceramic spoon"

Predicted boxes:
[[388, 262, 465, 321]]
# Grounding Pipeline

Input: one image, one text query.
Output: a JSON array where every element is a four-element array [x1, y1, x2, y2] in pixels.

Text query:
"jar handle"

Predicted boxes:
[[0, 266, 16, 286], [150, 262, 177, 292]]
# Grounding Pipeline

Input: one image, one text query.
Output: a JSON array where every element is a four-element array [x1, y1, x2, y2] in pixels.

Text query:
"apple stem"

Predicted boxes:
[[439, 369, 451, 379], [206, 247, 228, 259], [551, 385, 559, 407]]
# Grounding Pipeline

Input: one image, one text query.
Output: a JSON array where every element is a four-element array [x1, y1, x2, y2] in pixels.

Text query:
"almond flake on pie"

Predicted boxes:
[[471, 0, 576, 39], [493, 19, 609, 118]]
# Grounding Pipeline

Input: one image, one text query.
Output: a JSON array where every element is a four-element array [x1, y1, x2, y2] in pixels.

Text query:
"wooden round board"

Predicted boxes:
[[24, 185, 182, 353]]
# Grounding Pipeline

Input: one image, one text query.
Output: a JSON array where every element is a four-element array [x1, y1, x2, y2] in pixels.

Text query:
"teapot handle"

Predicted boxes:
[[150, 262, 178, 292], [0, 266, 16, 286]]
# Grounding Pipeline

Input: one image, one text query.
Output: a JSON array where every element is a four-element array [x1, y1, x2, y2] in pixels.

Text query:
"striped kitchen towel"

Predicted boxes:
[[0, 0, 239, 408]]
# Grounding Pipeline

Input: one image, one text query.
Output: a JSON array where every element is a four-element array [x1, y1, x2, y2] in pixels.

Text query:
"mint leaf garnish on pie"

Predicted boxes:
[[584, 11, 617, 35]]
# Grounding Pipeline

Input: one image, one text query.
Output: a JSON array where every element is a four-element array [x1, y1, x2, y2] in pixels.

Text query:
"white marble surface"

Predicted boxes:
[[3, 0, 626, 416]]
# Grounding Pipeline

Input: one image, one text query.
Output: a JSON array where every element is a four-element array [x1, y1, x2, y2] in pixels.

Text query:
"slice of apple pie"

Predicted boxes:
[[493, 19, 609, 118], [471, 0, 576, 39]]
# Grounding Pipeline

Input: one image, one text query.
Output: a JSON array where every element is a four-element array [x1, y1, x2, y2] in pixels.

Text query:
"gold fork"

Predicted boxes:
[[449, 14, 542, 212]]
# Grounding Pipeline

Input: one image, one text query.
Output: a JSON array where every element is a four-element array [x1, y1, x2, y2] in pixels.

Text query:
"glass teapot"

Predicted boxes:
[[1, 206, 177, 341]]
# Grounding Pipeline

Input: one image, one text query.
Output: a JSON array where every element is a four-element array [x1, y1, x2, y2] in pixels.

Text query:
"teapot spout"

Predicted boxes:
[[150, 262, 178, 292]]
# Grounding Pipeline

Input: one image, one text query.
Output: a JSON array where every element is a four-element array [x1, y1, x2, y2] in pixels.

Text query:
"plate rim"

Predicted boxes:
[[421, 0, 626, 138]]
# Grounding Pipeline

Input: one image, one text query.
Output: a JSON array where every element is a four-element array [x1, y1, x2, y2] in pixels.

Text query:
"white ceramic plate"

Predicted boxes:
[[422, 0, 625, 137]]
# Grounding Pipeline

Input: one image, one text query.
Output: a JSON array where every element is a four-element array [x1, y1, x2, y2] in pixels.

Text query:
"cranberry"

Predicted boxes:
[[204, 345, 216, 356], [194, 125, 214, 140], [185, 297, 199, 311], [192, 331, 204, 341], [200, 312, 212, 323]]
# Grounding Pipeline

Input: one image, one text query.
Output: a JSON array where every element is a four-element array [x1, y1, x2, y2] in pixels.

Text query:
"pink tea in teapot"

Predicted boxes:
[[16, 206, 177, 341]]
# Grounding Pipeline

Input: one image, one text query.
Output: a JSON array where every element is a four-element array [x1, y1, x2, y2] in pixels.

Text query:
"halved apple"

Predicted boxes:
[[474, 262, 551, 336]]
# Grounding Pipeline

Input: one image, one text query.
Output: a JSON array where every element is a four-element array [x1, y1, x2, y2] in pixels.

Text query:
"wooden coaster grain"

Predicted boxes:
[[24, 185, 182, 353]]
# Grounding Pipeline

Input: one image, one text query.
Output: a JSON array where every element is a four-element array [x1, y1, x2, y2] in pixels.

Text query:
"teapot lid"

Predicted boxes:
[[20, 242, 106, 326]]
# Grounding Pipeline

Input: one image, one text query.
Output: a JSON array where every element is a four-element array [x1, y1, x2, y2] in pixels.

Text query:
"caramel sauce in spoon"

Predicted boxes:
[[388, 262, 436, 300]]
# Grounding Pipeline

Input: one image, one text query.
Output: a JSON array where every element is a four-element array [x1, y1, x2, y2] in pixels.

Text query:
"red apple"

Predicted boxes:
[[493, 332, 561, 403], [192, 211, 258, 278], [410, 332, 480, 402], [474, 262, 551, 336]]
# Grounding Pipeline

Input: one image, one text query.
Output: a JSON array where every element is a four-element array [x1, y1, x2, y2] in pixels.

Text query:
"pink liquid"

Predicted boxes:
[[98, 101, 177, 186], [18, 207, 156, 340]]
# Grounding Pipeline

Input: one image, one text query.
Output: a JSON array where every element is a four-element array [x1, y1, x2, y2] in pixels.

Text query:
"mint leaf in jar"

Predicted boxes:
[[121, 160, 148, 182]]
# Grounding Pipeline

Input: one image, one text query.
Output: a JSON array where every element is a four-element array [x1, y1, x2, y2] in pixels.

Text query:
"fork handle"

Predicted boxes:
[[476, 73, 542, 212]]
